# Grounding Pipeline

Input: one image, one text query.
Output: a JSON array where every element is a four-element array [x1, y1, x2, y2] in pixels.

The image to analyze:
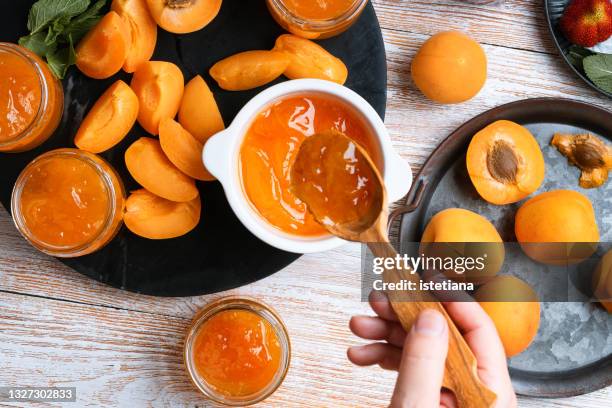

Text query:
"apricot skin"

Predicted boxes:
[[467, 120, 545, 205], [124, 189, 201, 239], [125, 137, 198, 202], [76, 11, 131, 79], [74, 80, 139, 153], [476, 276, 541, 357], [273, 34, 348, 84], [593, 250, 612, 313], [178, 75, 225, 144], [159, 118, 213, 181], [146, 0, 222, 34], [130, 61, 184, 135], [515, 190, 599, 265], [210, 50, 290, 91], [111, 0, 158, 73]]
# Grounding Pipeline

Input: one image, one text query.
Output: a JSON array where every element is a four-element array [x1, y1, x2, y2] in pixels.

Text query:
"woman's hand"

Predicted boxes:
[[347, 291, 517, 408]]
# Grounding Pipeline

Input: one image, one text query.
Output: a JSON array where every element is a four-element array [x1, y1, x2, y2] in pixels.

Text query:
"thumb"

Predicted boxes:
[[390, 309, 449, 408]]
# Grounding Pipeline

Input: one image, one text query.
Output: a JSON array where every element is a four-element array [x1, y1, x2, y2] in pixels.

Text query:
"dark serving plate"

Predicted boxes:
[[545, 0, 612, 98], [391, 98, 612, 397], [0, 1, 387, 296]]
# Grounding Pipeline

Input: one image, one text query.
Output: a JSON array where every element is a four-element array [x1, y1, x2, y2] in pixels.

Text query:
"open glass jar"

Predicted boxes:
[[266, 0, 369, 39], [0, 43, 64, 152], [11, 149, 125, 258], [184, 297, 291, 406]]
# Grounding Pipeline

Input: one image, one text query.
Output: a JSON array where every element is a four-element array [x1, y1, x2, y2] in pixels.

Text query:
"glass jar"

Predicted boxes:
[[266, 0, 369, 39], [11, 149, 125, 258], [184, 297, 291, 406]]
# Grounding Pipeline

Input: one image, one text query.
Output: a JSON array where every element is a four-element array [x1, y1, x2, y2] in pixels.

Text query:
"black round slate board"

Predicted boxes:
[[0, 0, 387, 296], [393, 98, 612, 397]]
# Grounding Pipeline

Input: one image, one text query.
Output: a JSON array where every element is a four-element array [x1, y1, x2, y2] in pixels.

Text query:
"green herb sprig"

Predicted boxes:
[[566, 45, 612, 94], [19, 0, 107, 79]]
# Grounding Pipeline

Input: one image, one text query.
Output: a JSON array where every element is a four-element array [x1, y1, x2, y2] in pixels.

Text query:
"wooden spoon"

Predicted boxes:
[[291, 130, 497, 408]]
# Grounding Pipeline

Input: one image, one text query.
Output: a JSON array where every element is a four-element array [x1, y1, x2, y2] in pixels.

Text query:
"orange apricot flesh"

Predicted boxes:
[[467, 120, 545, 205], [130, 61, 184, 135], [125, 137, 198, 202], [159, 118, 213, 181], [75, 80, 139, 153], [146, 0, 222, 34], [273, 34, 348, 84], [178, 75, 224, 144], [124, 189, 201, 239], [76, 11, 131, 79], [210, 50, 290, 91], [111, 0, 158, 73]]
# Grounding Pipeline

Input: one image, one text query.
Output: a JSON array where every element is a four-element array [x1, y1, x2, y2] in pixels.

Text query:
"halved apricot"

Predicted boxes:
[[178, 75, 225, 144], [76, 11, 131, 79], [466, 120, 545, 205], [146, 0, 222, 34], [210, 50, 290, 91], [125, 137, 198, 202], [273, 34, 348, 84], [75, 80, 139, 153], [124, 189, 201, 239], [130, 61, 184, 135], [159, 118, 213, 181], [111, 0, 158, 73]]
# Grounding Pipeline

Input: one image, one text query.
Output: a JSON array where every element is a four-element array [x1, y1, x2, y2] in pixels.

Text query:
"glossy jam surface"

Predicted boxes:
[[19, 155, 110, 248], [281, 0, 357, 19], [240, 94, 380, 236], [291, 130, 381, 230], [193, 309, 282, 397]]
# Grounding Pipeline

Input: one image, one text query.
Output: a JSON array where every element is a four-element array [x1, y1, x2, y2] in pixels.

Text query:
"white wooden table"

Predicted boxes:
[[0, 1, 610, 407]]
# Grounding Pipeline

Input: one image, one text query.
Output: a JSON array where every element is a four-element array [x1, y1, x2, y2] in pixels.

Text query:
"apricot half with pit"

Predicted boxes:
[[178, 75, 225, 144], [111, 0, 158, 73], [146, 0, 222, 34], [75, 80, 139, 153], [593, 250, 612, 313], [210, 50, 290, 91], [131, 61, 184, 135], [159, 118, 213, 181], [467, 120, 545, 205], [515, 190, 599, 265], [420, 208, 504, 283], [124, 189, 201, 239], [125, 137, 198, 202], [476, 275, 541, 357]]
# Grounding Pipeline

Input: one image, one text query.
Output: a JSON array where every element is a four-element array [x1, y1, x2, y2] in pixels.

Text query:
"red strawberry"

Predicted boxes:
[[560, 0, 612, 47]]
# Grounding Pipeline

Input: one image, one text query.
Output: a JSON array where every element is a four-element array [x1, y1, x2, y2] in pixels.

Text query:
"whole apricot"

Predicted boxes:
[[112, 0, 158, 73], [178, 75, 225, 144], [476, 276, 541, 357], [467, 120, 545, 205], [515, 190, 599, 265], [124, 189, 201, 239], [146, 0, 222, 34], [159, 118, 213, 181], [420, 208, 504, 283], [411, 31, 487, 104], [131, 61, 184, 135], [593, 250, 612, 313], [210, 50, 291, 91]]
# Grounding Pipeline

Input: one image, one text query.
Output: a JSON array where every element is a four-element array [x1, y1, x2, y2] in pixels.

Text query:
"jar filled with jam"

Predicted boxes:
[[266, 0, 369, 39], [0, 43, 64, 152], [184, 297, 291, 406], [11, 149, 125, 257]]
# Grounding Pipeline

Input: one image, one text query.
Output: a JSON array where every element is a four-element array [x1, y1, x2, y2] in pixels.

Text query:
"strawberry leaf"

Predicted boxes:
[[583, 54, 612, 93]]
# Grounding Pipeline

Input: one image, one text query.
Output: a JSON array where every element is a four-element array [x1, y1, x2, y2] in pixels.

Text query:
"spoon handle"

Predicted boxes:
[[366, 239, 497, 408]]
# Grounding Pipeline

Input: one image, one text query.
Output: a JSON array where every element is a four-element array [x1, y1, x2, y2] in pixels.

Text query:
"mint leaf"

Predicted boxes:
[[583, 54, 612, 93], [46, 37, 77, 79], [64, 0, 106, 43], [19, 32, 57, 57], [566, 46, 592, 69], [28, 0, 90, 35]]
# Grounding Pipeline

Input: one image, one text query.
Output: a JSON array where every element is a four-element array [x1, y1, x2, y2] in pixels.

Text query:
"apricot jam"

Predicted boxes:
[[240, 93, 381, 237], [267, 0, 368, 39], [185, 298, 290, 406], [0, 43, 63, 152], [11, 149, 125, 257]]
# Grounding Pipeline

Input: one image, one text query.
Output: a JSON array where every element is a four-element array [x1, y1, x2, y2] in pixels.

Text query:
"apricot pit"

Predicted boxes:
[[551, 133, 612, 189]]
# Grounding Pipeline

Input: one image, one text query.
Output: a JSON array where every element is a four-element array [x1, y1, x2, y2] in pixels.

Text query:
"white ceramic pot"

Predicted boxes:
[[203, 79, 412, 254]]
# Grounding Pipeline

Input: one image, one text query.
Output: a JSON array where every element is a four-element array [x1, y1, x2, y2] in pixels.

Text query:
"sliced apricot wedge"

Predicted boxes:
[[111, 0, 158, 73], [125, 137, 198, 202], [146, 0, 222, 34], [467, 120, 545, 205], [273, 34, 348, 84], [159, 118, 213, 181], [75, 80, 139, 153], [124, 189, 201, 239], [130, 61, 184, 135], [210, 50, 290, 91], [178, 75, 225, 144], [76, 11, 131, 79]]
